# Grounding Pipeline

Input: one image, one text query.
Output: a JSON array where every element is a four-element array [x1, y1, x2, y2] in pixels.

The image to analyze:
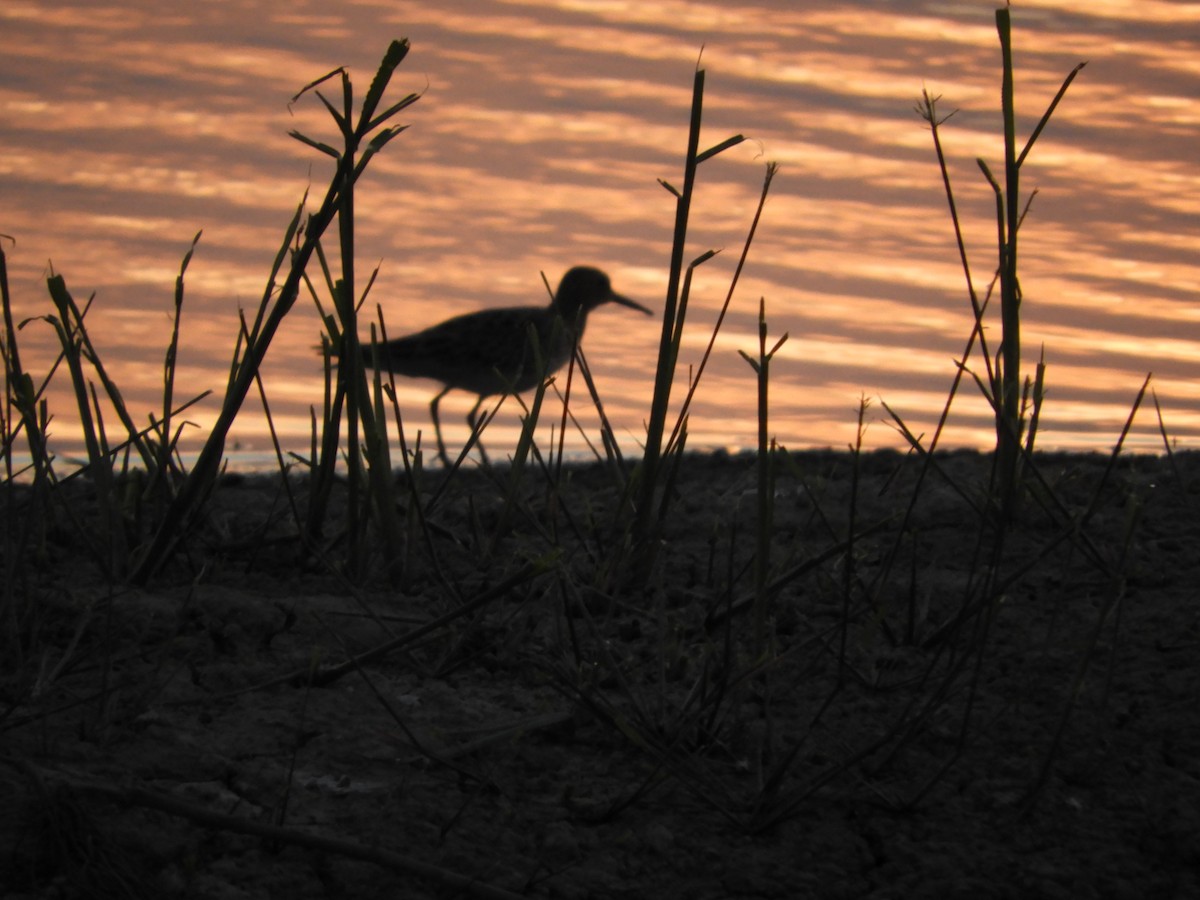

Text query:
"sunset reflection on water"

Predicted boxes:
[[2, 1, 1197, 466]]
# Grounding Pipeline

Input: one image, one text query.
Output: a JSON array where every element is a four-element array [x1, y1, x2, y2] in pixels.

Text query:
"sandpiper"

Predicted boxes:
[[364, 266, 651, 464]]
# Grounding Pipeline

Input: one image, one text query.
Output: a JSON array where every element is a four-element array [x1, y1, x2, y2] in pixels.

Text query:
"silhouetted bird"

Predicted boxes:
[[360, 266, 650, 464]]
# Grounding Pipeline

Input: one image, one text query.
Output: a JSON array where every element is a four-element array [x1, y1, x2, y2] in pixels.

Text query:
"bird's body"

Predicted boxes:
[[380, 303, 576, 397], [366, 266, 650, 464]]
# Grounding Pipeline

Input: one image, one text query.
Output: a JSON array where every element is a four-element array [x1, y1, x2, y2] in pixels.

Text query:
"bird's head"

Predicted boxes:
[[553, 266, 652, 321]]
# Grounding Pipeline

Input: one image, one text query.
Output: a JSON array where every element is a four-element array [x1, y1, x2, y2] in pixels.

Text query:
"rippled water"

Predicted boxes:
[[3, 1, 1198, 465]]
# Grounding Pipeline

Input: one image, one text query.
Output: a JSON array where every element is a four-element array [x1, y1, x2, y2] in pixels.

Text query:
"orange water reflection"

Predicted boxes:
[[1, 0, 1197, 467]]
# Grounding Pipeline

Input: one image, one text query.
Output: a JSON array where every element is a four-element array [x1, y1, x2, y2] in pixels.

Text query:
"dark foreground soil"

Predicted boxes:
[[2, 449, 1198, 899]]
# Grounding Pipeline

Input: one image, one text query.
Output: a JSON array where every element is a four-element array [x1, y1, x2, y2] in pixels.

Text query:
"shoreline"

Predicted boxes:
[[3, 436, 1197, 898]]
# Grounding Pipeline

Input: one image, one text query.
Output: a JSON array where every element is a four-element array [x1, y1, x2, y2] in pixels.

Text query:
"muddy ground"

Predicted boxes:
[[2, 449, 1198, 898]]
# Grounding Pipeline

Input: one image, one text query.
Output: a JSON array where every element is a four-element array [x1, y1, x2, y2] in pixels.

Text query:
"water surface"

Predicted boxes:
[[2, 1, 1197, 464]]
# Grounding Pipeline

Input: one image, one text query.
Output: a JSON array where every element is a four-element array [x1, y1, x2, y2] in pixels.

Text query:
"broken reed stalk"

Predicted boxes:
[[1, 238, 52, 484], [45, 276, 121, 574], [44, 277, 164, 480], [299, 52, 416, 580], [664, 161, 777, 461], [152, 231, 201, 503], [737, 298, 788, 657], [305, 244, 344, 533], [987, 8, 1086, 521], [634, 64, 744, 547], [916, 11, 1084, 525], [2, 236, 220, 658], [0, 237, 51, 662], [994, 8, 1022, 515], [131, 39, 416, 583]]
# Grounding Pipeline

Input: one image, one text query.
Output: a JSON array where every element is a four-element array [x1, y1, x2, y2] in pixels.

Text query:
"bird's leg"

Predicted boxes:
[[429, 387, 452, 467], [466, 396, 490, 466]]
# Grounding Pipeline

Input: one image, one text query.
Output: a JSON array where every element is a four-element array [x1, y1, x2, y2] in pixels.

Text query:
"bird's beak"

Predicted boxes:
[[607, 290, 654, 316]]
